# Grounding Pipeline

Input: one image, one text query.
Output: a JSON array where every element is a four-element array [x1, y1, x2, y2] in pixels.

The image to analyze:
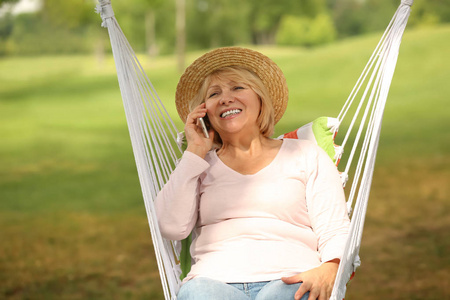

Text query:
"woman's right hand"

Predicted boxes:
[[184, 103, 214, 158]]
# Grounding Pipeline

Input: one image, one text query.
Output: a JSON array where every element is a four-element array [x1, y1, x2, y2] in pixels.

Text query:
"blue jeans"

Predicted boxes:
[[177, 277, 310, 300]]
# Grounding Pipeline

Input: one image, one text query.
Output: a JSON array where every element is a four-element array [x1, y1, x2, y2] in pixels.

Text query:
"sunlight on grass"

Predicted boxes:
[[0, 212, 164, 299]]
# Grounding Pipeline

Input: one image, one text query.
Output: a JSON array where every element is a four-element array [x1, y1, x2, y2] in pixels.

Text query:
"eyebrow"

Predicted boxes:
[[207, 81, 241, 91], [207, 85, 220, 91]]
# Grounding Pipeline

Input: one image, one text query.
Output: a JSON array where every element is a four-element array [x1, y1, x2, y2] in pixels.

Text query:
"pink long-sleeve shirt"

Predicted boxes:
[[155, 138, 350, 283]]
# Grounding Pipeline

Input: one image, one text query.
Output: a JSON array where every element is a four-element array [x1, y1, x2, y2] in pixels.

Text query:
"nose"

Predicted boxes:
[[219, 90, 234, 105]]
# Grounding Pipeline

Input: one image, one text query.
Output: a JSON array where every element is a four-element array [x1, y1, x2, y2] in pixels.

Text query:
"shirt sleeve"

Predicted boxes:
[[305, 145, 350, 263], [155, 151, 210, 241]]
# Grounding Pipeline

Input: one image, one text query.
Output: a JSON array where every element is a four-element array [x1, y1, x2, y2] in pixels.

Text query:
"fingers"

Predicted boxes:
[[184, 103, 213, 157], [186, 103, 207, 125], [323, 284, 333, 300], [281, 275, 308, 300], [281, 274, 302, 285], [316, 284, 331, 300], [302, 281, 333, 300], [295, 282, 311, 300], [284, 273, 333, 300], [303, 279, 333, 300], [185, 103, 209, 138]]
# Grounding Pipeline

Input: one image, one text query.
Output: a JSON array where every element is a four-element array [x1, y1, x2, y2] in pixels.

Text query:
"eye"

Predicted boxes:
[[233, 86, 245, 91], [208, 92, 218, 99]]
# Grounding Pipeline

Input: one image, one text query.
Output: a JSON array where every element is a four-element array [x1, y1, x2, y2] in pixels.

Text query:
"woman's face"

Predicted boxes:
[[204, 76, 261, 137]]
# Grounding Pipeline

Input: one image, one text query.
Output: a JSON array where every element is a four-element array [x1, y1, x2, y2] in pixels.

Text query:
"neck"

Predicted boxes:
[[217, 132, 270, 158]]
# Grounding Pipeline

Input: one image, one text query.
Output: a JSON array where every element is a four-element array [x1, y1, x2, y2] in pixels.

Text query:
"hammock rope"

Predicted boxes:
[[96, 1, 413, 299], [97, 2, 183, 298], [331, 2, 412, 298]]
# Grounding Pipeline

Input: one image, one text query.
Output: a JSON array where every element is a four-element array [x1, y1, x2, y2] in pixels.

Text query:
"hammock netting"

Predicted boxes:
[[95, 1, 413, 299]]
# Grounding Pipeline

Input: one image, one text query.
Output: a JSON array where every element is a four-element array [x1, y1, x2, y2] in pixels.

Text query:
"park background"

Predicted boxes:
[[0, 0, 449, 299]]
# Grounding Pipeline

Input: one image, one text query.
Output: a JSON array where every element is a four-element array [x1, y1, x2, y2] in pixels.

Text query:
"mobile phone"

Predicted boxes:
[[198, 115, 210, 138]]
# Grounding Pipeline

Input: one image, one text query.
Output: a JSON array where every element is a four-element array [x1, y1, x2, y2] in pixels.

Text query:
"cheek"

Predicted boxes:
[[205, 101, 216, 116], [250, 96, 262, 115], [204, 102, 217, 127]]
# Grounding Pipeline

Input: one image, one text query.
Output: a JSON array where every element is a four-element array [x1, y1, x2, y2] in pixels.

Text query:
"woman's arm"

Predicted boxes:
[[155, 151, 209, 240], [285, 144, 350, 299], [155, 104, 213, 240], [306, 145, 350, 264]]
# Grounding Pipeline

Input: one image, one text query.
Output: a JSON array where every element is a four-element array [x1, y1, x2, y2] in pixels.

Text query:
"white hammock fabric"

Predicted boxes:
[[96, 1, 413, 299]]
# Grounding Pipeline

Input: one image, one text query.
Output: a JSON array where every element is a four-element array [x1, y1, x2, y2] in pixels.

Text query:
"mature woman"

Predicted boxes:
[[155, 47, 350, 300]]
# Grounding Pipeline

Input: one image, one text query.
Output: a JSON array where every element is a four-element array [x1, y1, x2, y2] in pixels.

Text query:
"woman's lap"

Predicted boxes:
[[177, 277, 248, 300], [255, 279, 308, 300], [177, 277, 310, 300]]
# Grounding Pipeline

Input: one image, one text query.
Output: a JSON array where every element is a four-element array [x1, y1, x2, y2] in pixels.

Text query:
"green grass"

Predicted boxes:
[[1, 25, 449, 299]]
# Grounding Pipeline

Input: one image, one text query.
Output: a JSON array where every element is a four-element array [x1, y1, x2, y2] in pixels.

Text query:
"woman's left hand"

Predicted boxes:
[[281, 259, 339, 300]]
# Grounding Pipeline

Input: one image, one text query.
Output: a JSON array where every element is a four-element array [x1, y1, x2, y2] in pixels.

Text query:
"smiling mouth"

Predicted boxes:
[[221, 109, 242, 118]]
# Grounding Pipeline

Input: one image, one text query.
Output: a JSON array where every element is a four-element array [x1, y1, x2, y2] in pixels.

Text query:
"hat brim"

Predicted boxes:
[[175, 47, 289, 124]]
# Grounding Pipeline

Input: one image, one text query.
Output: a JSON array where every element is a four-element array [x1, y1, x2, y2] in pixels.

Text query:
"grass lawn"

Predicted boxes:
[[0, 24, 449, 299]]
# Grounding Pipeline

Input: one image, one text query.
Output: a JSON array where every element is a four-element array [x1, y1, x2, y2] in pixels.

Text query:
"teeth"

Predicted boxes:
[[221, 109, 242, 118]]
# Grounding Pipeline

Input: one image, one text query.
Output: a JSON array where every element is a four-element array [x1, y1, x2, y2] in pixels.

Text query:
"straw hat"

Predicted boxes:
[[175, 47, 289, 124]]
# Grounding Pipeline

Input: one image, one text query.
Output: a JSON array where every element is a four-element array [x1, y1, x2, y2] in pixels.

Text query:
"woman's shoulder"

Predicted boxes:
[[281, 137, 320, 153], [281, 138, 334, 165], [281, 138, 338, 171]]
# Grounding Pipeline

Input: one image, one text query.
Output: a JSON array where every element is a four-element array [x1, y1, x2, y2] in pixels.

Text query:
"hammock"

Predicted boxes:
[[95, 1, 413, 299]]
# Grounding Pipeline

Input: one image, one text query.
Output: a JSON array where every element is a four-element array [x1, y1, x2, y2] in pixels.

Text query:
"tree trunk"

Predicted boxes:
[[176, 0, 186, 73], [95, 37, 105, 67], [145, 10, 158, 57]]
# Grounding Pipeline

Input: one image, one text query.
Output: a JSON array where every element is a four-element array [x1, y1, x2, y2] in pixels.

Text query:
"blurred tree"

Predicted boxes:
[[0, 0, 19, 8], [276, 15, 310, 46], [0, 0, 20, 54], [186, 0, 251, 49], [0, 0, 19, 6], [184, 0, 327, 49], [249, 0, 326, 44], [329, 0, 450, 39], [112, 0, 174, 54], [360, 0, 397, 33], [128, 0, 164, 56], [2, 0, 449, 56], [3, 0, 106, 55], [329, 0, 365, 37], [307, 13, 336, 45], [277, 13, 336, 47], [5, 12, 96, 55], [176, 0, 185, 72], [41, 0, 95, 30], [0, 12, 13, 55], [409, 0, 450, 26]]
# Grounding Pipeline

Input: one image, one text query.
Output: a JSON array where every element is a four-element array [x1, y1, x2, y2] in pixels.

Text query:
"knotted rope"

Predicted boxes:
[[95, 0, 114, 28]]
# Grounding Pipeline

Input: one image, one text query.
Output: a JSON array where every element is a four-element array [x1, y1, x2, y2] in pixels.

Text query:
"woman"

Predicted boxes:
[[155, 47, 350, 300]]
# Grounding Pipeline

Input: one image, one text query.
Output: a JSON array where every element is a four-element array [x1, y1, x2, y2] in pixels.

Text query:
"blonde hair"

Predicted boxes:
[[189, 66, 275, 145]]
